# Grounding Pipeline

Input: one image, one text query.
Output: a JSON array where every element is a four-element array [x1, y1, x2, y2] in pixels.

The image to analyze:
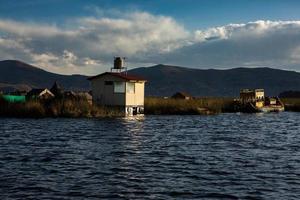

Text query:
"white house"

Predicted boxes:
[[88, 72, 147, 116]]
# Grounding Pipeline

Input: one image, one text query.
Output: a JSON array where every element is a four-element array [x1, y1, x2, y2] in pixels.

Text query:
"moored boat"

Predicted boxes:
[[239, 89, 284, 113]]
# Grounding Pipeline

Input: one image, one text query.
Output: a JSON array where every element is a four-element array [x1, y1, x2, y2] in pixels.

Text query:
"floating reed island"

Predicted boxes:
[[0, 97, 125, 118], [0, 82, 299, 118], [145, 95, 300, 115], [144, 97, 236, 115], [0, 80, 125, 118], [1, 95, 300, 118], [1, 57, 298, 118], [281, 98, 300, 112], [0, 95, 236, 118]]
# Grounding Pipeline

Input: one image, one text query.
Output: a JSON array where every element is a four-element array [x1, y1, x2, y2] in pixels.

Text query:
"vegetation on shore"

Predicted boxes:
[[281, 98, 300, 112], [1, 95, 300, 118], [145, 97, 300, 114], [0, 97, 124, 118], [0, 96, 237, 118], [145, 97, 236, 115]]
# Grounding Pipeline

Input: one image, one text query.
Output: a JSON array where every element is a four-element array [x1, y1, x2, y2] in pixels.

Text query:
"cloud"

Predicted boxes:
[[161, 20, 300, 70], [1, 13, 300, 74], [0, 11, 188, 74]]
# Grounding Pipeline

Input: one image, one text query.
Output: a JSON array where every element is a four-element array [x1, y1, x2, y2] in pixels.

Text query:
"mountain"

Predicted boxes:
[[1, 60, 300, 97], [129, 64, 300, 97], [0, 60, 89, 92], [279, 91, 300, 98]]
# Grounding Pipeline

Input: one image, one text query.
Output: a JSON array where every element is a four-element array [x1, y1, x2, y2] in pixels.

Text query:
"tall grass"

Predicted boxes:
[[0, 99, 46, 118], [0, 96, 238, 118], [144, 97, 236, 115], [281, 98, 300, 112], [0, 98, 124, 118]]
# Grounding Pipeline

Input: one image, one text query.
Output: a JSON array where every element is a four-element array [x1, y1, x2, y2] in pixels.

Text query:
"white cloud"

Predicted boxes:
[[83, 57, 100, 65], [0, 11, 188, 74], [161, 20, 300, 70], [62, 50, 77, 64], [1, 13, 300, 74]]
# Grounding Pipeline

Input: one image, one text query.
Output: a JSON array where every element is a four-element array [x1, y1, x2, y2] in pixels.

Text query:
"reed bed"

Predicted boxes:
[[144, 97, 236, 115], [0, 96, 238, 118], [281, 98, 300, 112], [0, 98, 124, 118]]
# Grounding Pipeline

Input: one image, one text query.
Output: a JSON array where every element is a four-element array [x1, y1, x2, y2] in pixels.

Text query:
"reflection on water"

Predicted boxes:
[[1, 112, 300, 199]]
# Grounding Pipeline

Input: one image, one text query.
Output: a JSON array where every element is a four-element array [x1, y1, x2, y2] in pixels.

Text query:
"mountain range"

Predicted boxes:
[[1, 60, 300, 97], [130, 65, 300, 97], [0, 60, 89, 92]]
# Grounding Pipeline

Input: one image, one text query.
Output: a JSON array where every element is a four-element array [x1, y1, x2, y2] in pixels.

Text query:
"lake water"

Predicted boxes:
[[1, 112, 300, 199]]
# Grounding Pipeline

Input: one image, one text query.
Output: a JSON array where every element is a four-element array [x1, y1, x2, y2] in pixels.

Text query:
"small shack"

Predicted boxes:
[[265, 97, 277, 105], [27, 88, 54, 100], [172, 92, 192, 100], [88, 57, 147, 116]]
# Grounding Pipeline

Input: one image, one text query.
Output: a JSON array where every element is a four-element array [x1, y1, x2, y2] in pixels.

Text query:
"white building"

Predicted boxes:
[[88, 72, 147, 116]]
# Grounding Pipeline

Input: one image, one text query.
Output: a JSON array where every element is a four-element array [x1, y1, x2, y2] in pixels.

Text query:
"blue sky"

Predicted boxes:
[[1, 0, 300, 29], [1, 0, 300, 74]]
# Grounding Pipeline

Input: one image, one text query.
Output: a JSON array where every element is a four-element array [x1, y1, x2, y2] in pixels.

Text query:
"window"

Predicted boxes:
[[114, 82, 125, 93], [105, 81, 113, 85], [126, 82, 135, 93]]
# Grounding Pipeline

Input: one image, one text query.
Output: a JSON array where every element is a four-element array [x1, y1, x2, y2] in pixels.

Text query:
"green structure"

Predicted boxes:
[[1, 95, 26, 103]]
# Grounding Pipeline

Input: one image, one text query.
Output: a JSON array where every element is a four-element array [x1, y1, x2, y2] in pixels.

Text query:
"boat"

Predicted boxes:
[[239, 89, 284, 113]]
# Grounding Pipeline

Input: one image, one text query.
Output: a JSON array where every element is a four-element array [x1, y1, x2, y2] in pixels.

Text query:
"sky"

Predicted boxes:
[[1, 0, 300, 75]]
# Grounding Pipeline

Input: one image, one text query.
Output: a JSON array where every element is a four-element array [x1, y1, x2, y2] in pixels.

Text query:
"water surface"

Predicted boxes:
[[1, 113, 300, 199]]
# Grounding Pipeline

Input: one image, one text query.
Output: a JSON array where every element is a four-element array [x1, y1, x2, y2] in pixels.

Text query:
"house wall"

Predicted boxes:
[[90, 74, 146, 114], [240, 89, 264, 102], [255, 90, 264, 99], [268, 98, 277, 105], [125, 82, 145, 106], [91, 75, 126, 106]]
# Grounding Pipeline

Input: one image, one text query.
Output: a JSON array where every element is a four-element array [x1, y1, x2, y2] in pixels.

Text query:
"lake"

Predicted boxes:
[[1, 112, 300, 199]]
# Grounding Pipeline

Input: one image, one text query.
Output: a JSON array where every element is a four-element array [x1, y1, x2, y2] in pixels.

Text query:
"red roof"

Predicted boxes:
[[87, 72, 147, 81]]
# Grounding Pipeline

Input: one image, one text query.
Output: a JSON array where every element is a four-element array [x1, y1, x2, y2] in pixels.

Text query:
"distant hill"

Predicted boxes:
[[1, 60, 300, 97], [0, 60, 89, 92], [129, 64, 300, 97], [279, 91, 300, 98]]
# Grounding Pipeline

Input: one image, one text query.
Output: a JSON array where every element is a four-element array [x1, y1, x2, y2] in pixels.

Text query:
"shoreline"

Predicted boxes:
[[0, 97, 299, 118]]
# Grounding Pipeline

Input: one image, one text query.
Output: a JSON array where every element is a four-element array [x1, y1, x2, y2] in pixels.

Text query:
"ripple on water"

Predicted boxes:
[[0, 112, 300, 199]]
